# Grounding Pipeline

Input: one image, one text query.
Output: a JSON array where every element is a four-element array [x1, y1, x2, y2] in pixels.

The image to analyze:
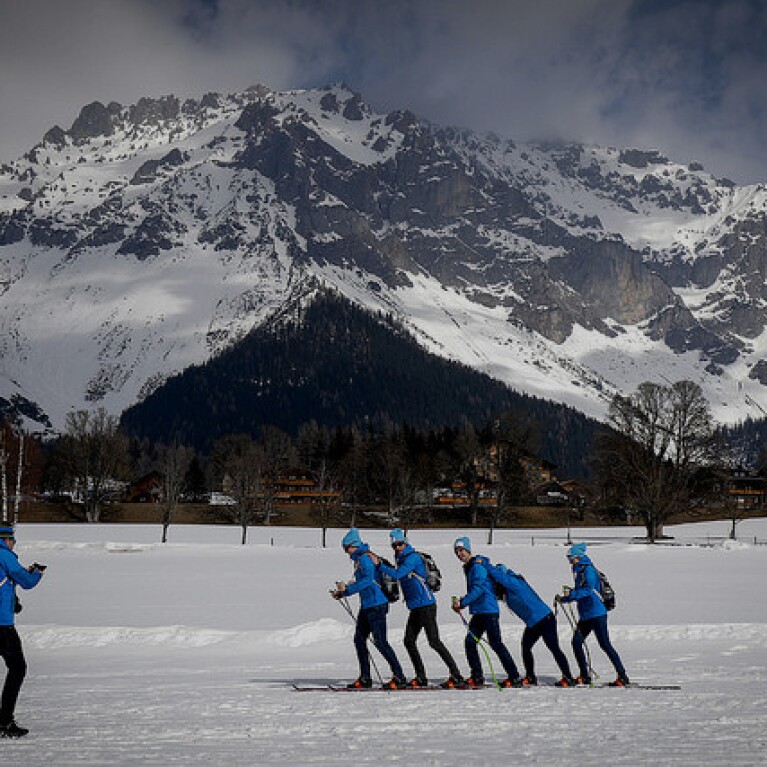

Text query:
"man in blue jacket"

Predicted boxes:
[[557, 542, 629, 686], [380, 529, 464, 688], [333, 528, 406, 689], [0, 526, 44, 738], [451, 536, 522, 688], [486, 562, 574, 686]]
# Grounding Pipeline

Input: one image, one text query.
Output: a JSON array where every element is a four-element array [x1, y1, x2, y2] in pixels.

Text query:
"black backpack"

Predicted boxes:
[[596, 569, 616, 611], [372, 555, 400, 603], [415, 551, 442, 592]]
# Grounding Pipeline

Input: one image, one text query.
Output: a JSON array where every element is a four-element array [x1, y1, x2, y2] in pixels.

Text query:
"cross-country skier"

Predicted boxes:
[[379, 529, 464, 689], [0, 526, 45, 738], [332, 528, 406, 689], [485, 561, 575, 687], [451, 536, 523, 688], [556, 542, 630, 687]]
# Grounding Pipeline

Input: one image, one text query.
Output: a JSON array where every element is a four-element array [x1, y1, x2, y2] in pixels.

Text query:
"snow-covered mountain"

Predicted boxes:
[[2, 84, 767, 433]]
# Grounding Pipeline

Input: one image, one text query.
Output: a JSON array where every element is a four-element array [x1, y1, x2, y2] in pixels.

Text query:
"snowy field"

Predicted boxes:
[[5, 520, 767, 766]]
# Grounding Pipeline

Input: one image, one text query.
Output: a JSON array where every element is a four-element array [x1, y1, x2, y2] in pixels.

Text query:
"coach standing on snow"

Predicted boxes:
[[0, 526, 44, 738]]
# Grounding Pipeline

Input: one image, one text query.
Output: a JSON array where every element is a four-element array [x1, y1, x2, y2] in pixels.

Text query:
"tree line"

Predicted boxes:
[[2, 378, 758, 544]]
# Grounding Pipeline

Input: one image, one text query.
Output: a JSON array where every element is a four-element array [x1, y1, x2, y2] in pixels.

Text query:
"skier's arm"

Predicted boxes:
[[343, 554, 376, 596], [460, 563, 487, 609], [2, 557, 42, 590], [564, 565, 599, 602], [379, 553, 417, 581]]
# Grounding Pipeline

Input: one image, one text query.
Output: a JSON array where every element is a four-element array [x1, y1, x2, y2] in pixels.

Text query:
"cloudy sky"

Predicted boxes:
[[2, 0, 766, 183]]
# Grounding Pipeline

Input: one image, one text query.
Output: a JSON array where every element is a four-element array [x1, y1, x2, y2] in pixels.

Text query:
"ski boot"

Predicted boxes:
[[575, 675, 592, 686], [554, 676, 577, 687], [608, 675, 631, 687], [346, 677, 372, 689], [0, 720, 29, 738], [520, 675, 538, 686], [439, 675, 465, 689], [382, 676, 407, 690], [407, 677, 428, 688], [465, 676, 485, 688], [500, 677, 524, 688]]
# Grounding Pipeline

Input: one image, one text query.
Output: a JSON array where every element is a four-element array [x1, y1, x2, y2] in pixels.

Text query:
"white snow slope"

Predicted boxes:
[[4, 520, 767, 765]]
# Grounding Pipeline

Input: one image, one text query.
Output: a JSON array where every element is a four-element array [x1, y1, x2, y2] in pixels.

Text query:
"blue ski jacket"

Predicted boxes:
[[560, 554, 606, 620], [486, 563, 552, 628], [344, 544, 388, 609], [459, 555, 499, 615], [380, 544, 435, 609], [0, 539, 42, 626]]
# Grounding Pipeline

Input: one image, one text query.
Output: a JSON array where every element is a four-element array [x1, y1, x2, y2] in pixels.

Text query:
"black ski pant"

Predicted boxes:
[[465, 612, 520, 682], [354, 604, 405, 682], [521, 612, 572, 680], [0, 626, 27, 725], [403, 603, 461, 681], [572, 614, 627, 679]]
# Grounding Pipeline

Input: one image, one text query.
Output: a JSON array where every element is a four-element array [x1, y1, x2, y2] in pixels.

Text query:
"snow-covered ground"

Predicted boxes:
[[5, 520, 767, 765]]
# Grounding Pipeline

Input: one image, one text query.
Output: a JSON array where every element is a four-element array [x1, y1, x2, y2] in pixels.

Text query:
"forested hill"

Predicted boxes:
[[120, 292, 601, 477]]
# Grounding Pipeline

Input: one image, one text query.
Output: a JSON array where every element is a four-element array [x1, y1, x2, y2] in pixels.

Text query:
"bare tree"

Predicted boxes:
[[57, 409, 129, 522], [454, 424, 483, 526], [336, 427, 367, 527], [0, 423, 10, 523], [160, 444, 192, 543], [595, 380, 723, 541], [211, 434, 265, 544], [258, 426, 295, 525], [486, 413, 531, 544]]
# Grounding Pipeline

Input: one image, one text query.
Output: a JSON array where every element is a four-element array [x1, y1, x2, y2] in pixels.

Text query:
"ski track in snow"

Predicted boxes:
[[3, 521, 766, 765]]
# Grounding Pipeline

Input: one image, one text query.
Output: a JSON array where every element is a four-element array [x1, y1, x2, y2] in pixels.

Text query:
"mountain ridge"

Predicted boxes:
[[1, 83, 767, 433]]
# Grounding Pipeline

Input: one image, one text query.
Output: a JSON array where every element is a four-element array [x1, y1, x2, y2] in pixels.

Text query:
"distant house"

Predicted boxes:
[[218, 469, 339, 507], [534, 481, 571, 506], [728, 468, 766, 510], [127, 471, 163, 503]]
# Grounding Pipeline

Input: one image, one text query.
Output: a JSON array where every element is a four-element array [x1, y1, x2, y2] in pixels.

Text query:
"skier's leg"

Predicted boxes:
[[484, 613, 520, 680], [0, 627, 28, 726], [368, 604, 405, 680], [422, 603, 462, 679], [465, 614, 486, 679], [521, 623, 541, 679], [353, 609, 373, 681], [403, 607, 426, 680], [539, 613, 573, 678], [591, 615, 627, 678], [572, 618, 594, 679]]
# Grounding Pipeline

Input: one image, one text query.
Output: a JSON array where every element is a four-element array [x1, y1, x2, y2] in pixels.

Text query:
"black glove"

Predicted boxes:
[[14, 596, 22, 614], [31, 562, 47, 573]]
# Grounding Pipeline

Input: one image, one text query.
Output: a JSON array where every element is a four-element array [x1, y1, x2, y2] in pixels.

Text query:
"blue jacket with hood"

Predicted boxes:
[[560, 554, 607, 620], [459, 555, 499, 615], [344, 543, 388, 610], [380, 544, 435, 609], [486, 563, 551, 627], [0, 539, 42, 626]]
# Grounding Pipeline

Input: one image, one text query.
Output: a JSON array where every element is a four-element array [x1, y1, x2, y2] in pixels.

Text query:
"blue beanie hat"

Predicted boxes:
[[389, 528, 407, 544], [342, 528, 363, 548], [568, 542, 587, 558], [0, 526, 15, 539], [454, 536, 471, 552]]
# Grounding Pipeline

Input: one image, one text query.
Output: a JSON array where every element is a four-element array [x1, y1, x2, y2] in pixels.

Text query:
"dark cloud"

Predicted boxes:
[[1, 0, 766, 182]]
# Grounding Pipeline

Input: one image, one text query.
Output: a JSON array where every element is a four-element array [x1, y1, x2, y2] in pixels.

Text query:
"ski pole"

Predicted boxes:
[[558, 591, 597, 684], [452, 599, 502, 691], [332, 591, 385, 687]]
